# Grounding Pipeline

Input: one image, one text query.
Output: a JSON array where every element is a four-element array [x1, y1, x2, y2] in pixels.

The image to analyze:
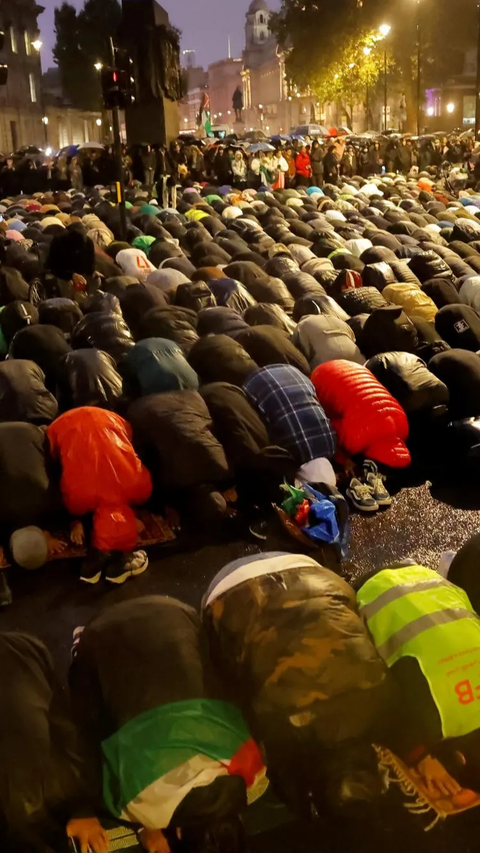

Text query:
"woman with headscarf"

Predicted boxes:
[[295, 145, 312, 187], [215, 146, 233, 186], [310, 139, 324, 187], [232, 151, 247, 189], [188, 145, 205, 183], [341, 145, 357, 178], [367, 141, 383, 176], [323, 145, 338, 184], [284, 147, 297, 188]]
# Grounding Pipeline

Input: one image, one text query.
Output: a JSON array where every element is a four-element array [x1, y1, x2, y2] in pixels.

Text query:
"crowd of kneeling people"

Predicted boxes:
[[5, 543, 480, 852], [4, 169, 480, 847]]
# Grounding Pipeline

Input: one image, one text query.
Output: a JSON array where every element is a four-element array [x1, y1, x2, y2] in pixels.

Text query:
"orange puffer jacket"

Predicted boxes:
[[311, 360, 411, 468], [47, 407, 152, 552]]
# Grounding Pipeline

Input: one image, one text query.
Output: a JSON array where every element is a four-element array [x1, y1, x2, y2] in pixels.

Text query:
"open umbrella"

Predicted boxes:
[[78, 141, 105, 150], [270, 134, 292, 144], [57, 144, 79, 158], [248, 142, 275, 153], [241, 130, 268, 143], [14, 145, 43, 157]]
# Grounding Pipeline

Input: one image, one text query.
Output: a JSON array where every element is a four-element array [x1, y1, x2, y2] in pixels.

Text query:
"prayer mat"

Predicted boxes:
[[377, 746, 480, 830], [0, 510, 176, 569], [69, 822, 142, 851]]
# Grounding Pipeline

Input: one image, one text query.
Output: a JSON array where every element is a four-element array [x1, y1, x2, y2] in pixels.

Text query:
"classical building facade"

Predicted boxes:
[[240, 0, 339, 135], [42, 67, 104, 151], [0, 0, 44, 152]]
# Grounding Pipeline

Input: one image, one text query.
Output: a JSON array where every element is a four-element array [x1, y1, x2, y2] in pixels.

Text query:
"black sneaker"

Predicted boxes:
[[106, 551, 149, 585], [80, 552, 110, 585], [249, 520, 268, 541], [0, 573, 12, 607]]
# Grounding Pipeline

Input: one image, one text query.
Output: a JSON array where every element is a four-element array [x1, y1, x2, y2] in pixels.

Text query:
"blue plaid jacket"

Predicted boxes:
[[244, 365, 337, 464]]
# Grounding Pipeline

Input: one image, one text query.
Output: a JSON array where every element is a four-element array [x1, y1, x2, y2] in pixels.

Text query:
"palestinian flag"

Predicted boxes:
[[198, 91, 212, 136], [102, 698, 267, 830]]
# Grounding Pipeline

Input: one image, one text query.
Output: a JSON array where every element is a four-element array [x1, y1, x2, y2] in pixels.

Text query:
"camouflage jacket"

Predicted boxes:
[[204, 554, 388, 744]]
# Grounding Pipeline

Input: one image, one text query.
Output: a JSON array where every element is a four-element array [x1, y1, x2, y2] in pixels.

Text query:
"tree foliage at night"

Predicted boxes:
[[53, 0, 122, 110], [271, 0, 476, 131]]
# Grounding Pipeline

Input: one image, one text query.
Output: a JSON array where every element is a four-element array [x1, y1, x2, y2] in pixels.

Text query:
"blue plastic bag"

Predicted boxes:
[[301, 497, 340, 545]]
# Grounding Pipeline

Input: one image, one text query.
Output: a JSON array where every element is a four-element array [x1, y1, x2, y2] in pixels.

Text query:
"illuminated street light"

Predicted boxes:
[[414, 0, 422, 135], [426, 106, 434, 117], [96, 118, 102, 126], [184, 117, 188, 123], [94, 62, 102, 71], [45, 147, 53, 156], [446, 102, 455, 114], [363, 46, 372, 56], [32, 39, 42, 51], [41, 116, 49, 125], [378, 24, 392, 132]]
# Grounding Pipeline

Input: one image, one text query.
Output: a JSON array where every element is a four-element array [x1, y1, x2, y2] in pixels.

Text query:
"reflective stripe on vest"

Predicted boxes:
[[357, 565, 480, 739]]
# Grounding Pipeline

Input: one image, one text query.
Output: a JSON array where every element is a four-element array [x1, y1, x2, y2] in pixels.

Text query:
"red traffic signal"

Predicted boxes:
[[101, 65, 132, 110]]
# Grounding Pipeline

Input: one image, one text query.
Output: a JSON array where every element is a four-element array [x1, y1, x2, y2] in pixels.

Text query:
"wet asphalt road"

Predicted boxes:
[[2, 476, 480, 851]]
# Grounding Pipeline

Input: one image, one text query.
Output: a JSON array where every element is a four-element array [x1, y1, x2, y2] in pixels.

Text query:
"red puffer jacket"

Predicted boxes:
[[295, 152, 312, 179], [311, 360, 411, 467], [47, 407, 152, 552]]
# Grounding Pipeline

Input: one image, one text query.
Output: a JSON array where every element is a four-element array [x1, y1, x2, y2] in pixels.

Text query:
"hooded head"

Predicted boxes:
[[10, 526, 49, 569]]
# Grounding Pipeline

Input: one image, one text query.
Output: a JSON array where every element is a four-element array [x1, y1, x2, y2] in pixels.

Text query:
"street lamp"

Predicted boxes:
[[94, 62, 103, 71], [446, 102, 455, 114], [32, 39, 42, 51], [96, 118, 102, 126], [415, 0, 422, 136], [41, 115, 48, 149], [363, 47, 372, 130], [476, 0, 480, 139], [378, 24, 391, 133]]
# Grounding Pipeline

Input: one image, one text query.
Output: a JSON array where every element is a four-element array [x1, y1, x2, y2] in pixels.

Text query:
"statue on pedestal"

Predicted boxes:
[[233, 86, 244, 122]]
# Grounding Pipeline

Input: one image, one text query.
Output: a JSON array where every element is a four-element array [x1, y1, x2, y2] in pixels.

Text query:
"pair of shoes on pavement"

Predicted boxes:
[[80, 551, 149, 585], [347, 461, 392, 513]]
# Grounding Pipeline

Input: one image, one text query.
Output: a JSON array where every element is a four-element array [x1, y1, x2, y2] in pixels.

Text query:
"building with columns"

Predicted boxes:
[[0, 0, 44, 152]]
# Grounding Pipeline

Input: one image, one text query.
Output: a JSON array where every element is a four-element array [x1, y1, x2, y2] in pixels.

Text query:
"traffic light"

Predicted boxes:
[[101, 66, 130, 110], [0, 31, 8, 87], [100, 48, 135, 110]]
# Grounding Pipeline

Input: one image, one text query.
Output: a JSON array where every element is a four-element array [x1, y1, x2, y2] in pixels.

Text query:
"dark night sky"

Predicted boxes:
[[39, 0, 280, 70]]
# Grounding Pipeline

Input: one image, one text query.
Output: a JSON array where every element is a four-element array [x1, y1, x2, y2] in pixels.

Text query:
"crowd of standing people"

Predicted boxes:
[[0, 131, 477, 201]]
